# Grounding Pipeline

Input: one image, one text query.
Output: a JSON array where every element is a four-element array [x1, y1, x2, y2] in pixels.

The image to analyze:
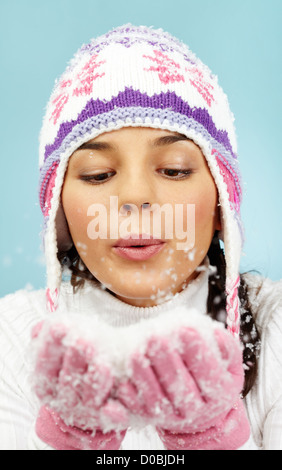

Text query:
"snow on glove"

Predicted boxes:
[[116, 323, 250, 450], [35, 405, 126, 451], [31, 319, 128, 450]]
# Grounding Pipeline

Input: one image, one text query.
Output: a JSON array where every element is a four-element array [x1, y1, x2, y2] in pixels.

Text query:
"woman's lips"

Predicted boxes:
[[113, 243, 166, 261]]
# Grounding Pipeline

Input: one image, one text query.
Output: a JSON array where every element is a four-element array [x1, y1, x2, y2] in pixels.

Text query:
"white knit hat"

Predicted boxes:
[[38, 24, 244, 338]]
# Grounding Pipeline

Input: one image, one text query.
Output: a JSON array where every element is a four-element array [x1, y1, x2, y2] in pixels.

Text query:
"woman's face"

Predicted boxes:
[[62, 127, 221, 307]]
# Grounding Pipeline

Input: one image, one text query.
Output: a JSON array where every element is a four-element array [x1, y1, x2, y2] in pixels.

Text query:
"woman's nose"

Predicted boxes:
[[118, 169, 156, 213], [121, 202, 151, 213]]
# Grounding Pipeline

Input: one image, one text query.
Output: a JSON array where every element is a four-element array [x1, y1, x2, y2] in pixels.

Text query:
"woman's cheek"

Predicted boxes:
[[195, 189, 218, 237], [62, 184, 88, 238]]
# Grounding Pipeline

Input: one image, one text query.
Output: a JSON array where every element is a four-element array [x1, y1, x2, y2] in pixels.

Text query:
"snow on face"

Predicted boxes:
[[62, 127, 221, 307]]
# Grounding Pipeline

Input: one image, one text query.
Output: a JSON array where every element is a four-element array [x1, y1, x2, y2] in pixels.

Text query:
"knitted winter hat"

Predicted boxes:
[[39, 24, 244, 338]]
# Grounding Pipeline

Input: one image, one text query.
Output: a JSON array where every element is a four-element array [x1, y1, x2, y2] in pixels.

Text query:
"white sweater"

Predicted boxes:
[[0, 260, 281, 450]]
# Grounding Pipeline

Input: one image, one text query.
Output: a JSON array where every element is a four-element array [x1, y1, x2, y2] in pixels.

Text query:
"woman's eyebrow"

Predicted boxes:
[[77, 134, 190, 152], [77, 141, 115, 151], [152, 134, 191, 147]]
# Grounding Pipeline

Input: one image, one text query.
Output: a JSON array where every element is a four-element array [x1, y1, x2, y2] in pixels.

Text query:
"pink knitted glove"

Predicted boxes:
[[116, 326, 250, 450], [31, 321, 127, 450], [35, 406, 125, 451]]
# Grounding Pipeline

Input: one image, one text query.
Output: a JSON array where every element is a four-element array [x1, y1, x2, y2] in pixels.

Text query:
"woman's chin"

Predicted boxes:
[[105, 281, 182, 308]]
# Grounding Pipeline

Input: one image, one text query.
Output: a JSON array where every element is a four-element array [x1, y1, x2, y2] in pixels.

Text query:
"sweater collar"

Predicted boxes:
[[61, 256, 215, 327]]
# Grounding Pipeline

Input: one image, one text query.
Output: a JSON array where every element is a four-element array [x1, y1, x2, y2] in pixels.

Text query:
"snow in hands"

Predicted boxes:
[[30, 305, 243, 433]]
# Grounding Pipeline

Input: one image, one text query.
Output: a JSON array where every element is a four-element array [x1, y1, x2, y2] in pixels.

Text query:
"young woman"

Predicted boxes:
[[0, 24, 281, 450]]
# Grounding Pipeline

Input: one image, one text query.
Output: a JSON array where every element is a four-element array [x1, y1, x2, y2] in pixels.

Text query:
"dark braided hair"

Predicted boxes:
[[207, 232, 261, 397], [58, 232, 262, 397]]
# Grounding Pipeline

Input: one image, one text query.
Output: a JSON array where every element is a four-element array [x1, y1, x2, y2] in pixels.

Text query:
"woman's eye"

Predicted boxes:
[[80, 172, 115, 184], [160, 169, 193, 179]]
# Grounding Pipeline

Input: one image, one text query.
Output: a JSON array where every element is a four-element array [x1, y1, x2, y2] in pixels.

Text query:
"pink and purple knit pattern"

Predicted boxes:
[[39, 26, 242, 228]]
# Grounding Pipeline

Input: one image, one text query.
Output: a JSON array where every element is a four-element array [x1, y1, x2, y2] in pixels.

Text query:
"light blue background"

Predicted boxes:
[[1, 0, 281, 297]]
